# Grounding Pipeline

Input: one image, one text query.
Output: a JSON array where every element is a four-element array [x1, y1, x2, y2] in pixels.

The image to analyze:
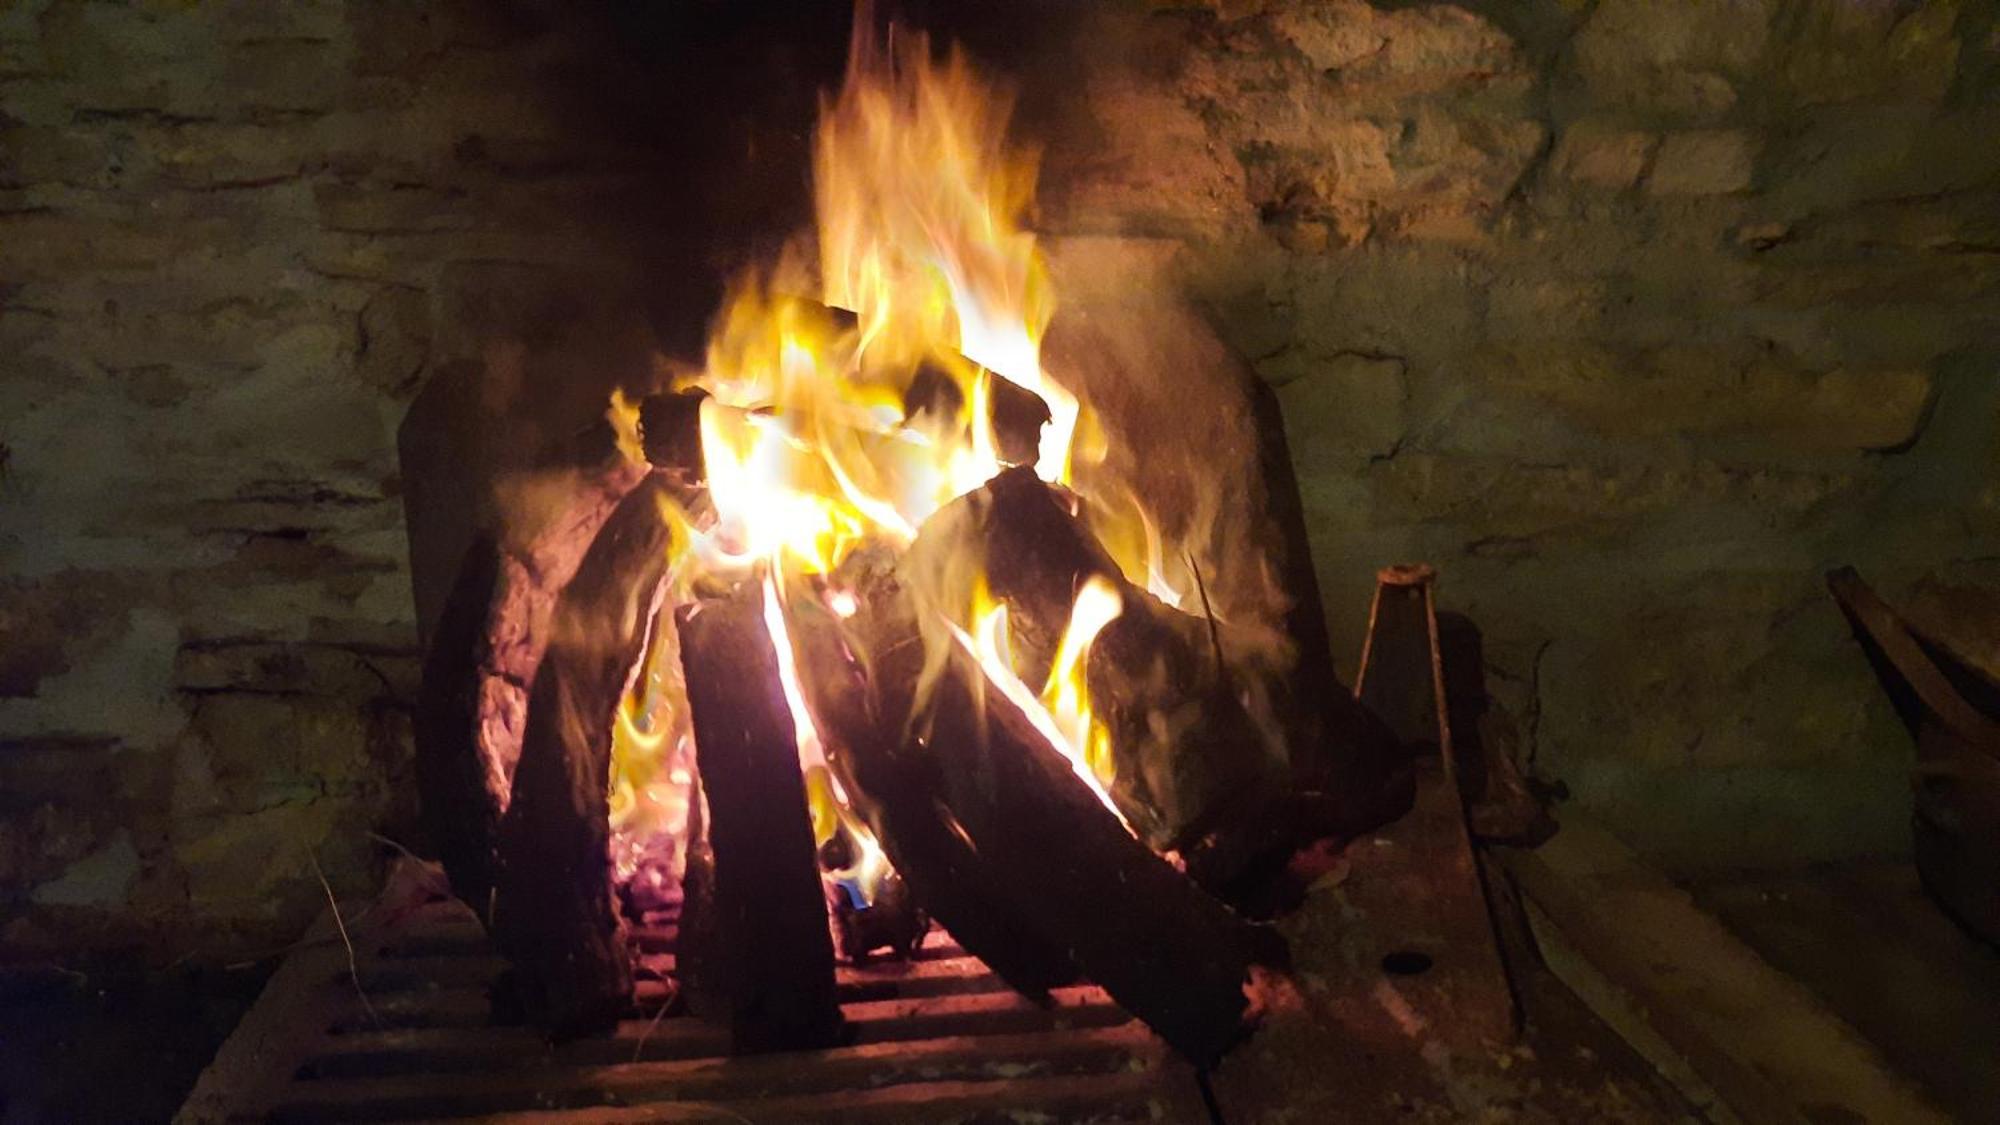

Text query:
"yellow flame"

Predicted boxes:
[[1043, 575, 1124, 786], [815, 22, 1078, 484], [607, 388, 647, 467], [764, 574, 891, 906], [608, 604, 695, 884], [954, 576, 1127, 827]]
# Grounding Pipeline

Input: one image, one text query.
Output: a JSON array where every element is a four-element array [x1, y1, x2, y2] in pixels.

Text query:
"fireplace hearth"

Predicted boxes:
[[397, 10, 1451, 1071]]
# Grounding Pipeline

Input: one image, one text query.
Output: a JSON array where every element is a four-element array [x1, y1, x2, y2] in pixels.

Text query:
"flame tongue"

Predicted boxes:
[[955, 574, 1126, 827]]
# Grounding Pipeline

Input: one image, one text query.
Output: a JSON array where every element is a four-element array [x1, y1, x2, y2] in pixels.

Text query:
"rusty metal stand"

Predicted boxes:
[[1351, 563, 1521, 1049]]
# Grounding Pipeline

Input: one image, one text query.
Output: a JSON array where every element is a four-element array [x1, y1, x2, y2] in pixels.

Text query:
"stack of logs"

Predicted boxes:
[[417, 367, 1413, 1069]]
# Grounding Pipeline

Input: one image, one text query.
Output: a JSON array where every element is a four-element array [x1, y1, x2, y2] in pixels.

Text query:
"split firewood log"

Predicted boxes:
[[489, 472, 677, 1038], [784, 589, 1084, 999], [676, 585, 847, 1053], [414, 462, 645, 926], [903, 466, 1408, 902], [783, 563, 1283, 1068]]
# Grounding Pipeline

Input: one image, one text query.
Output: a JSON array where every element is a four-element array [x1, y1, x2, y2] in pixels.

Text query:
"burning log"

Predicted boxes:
[[907, 467, 1407, 903], [785, 593, 1085, 998], [490, 472, 677, 1038], [915, 642, 1283, 1068], [822, 848, 928, 964], [675, 585, 848, 1053], [626, 347, 1052, 476], [786, 571, 1280, 1067], [414, 462, 646, 926]]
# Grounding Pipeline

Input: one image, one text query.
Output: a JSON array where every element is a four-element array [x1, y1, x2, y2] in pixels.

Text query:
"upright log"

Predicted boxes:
[[414, 463, 645, 925], [676, 587, 847, 1053], [413, 534, 507, 919], [490, 472, 673, 1038]]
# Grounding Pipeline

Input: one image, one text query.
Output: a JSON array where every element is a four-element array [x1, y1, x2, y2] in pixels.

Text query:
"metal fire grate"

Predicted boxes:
[[177, 889, 1209, 1124]]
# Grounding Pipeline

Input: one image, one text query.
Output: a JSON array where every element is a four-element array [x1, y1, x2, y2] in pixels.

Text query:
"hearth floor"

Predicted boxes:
[[1689, 860, 2000, 1124], [176, 884, 1210, 1124]]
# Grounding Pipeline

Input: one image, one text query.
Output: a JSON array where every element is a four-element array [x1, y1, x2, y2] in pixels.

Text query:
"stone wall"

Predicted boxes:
[[0, 0, 815, 957], [1042, 0, 2000, 868], [1, 0, 1996, 958]]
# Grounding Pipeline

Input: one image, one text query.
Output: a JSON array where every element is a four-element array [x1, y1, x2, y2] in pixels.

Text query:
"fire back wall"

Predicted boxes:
[[2, 0, 1996, 958]]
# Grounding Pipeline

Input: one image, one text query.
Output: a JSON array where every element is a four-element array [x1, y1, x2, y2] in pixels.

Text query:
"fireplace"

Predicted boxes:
[[401, 13, 1428, 1067], [8, 0, 1996, 1121]]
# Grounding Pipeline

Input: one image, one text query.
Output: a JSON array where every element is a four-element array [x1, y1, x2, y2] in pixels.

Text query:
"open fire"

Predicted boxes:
[[414, 5, 1414, 1070], [595, 14, 1263, 939]]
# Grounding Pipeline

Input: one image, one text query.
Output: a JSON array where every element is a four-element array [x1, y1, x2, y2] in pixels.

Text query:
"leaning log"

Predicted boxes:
[[414, 462, 645, 924], [413, 533, 508, 920], [490, 472, 675, 1038], [784, 593, 1083, 998], [915, 628, 1281, 1068], [786, 571, 1280, 1067], [676, 586, 847, 1053], [905, 467, 1408, 900]]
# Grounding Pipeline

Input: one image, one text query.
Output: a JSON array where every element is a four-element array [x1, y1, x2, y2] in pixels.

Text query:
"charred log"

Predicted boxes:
[[915, 626, 1281, 1068], [988, 374, 1050, 466], [637, 389, 708, 476], [673, 772, 728, 1021], [907, 467, 1408, 901], [785, 594, 1083, 998], [787, 578, 1280, 1067], [676, 586, 847, 1053], [414, 534, 507, 920], [490, 473, 676, 1038], [414, 463, 646, 926]]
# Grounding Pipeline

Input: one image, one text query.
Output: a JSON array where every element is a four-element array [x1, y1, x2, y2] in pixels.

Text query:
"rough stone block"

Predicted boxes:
[[1047, 73, 1255, 241], [355, 285, 432, 398], [1789, 368, 1935, 451], [187, 694, 384, 800], [173, 640, 415, 703], [1551, 120, 1657, 189], [220, 39, 340, 115], [1273, 0, 1519, 92], [1569, 0, 1773, 116], [30, 831, 139, 908], [1480, 344, 1933, 456], [1647, 129, 1757, 196], [1773, 0, 1961, 106]]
